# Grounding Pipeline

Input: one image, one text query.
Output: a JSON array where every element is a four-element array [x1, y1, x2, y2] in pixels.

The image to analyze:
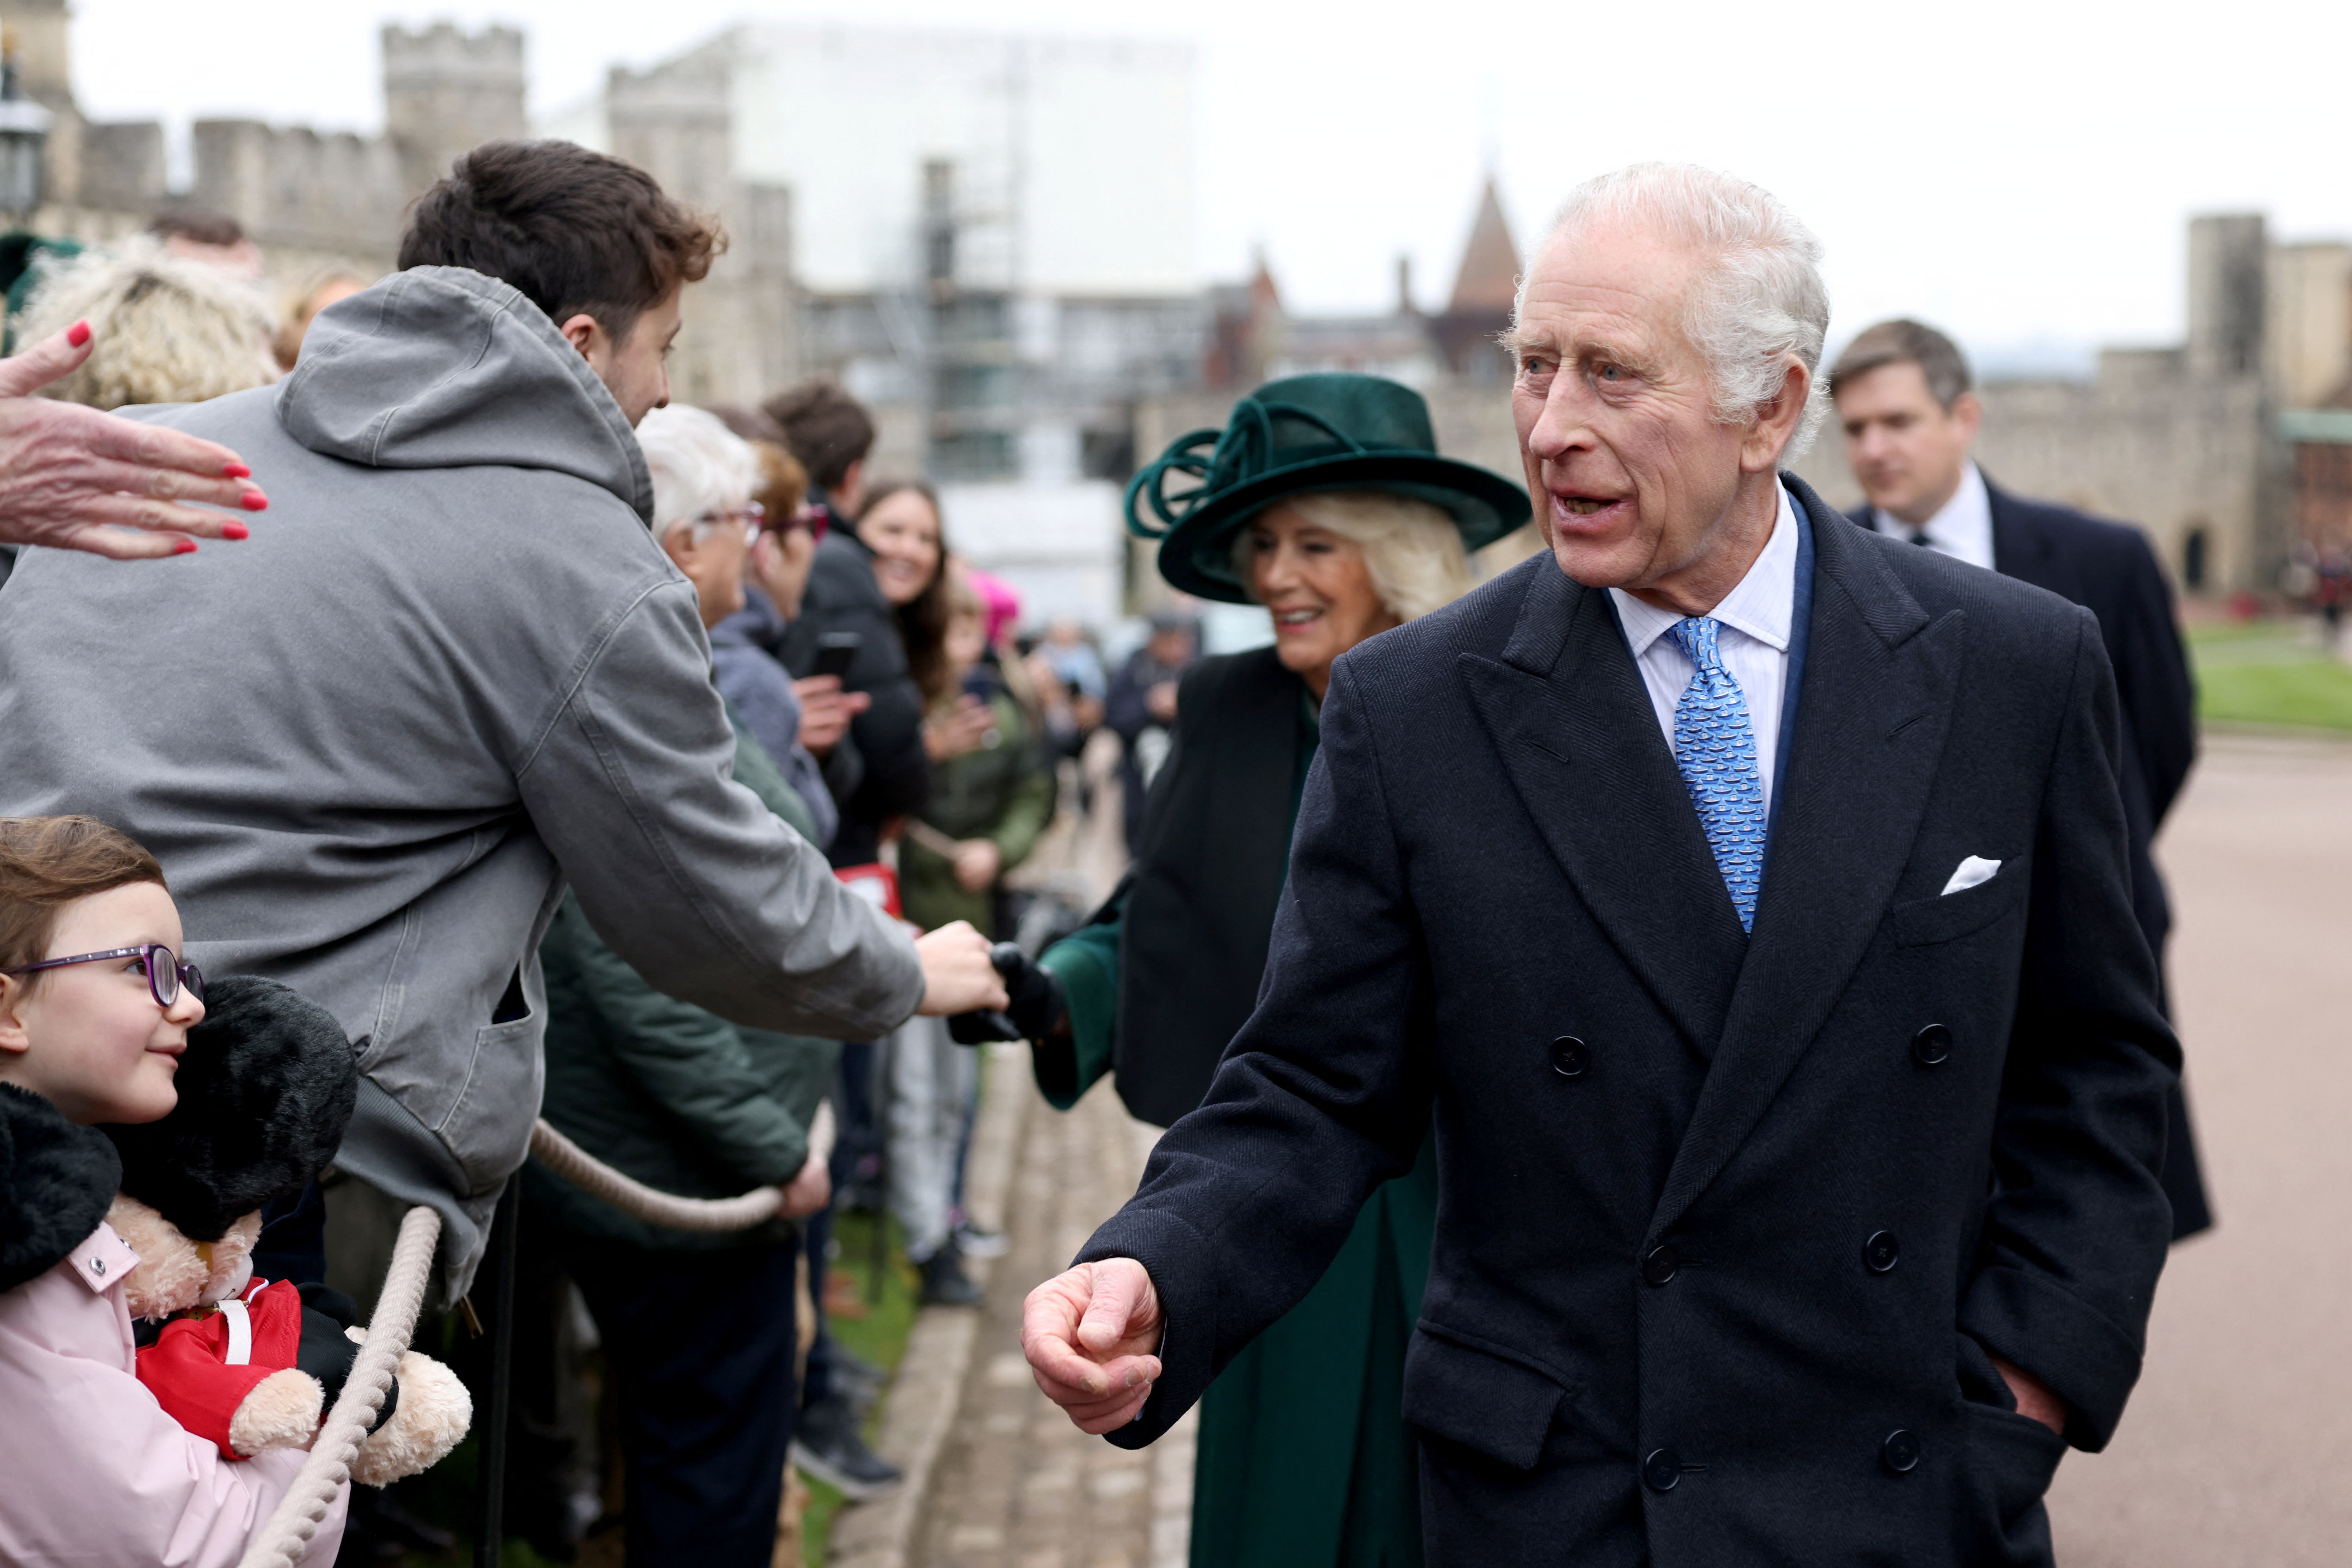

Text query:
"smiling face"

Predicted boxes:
[[0, 882, 203, 1125], [859, 488, 945, 607], [1247, 502, 1399, 698], [1508, 218, 1805, 615]]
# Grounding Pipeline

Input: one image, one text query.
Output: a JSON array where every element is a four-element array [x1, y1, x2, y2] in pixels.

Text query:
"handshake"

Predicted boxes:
[[947, 942, 1067, 1046]]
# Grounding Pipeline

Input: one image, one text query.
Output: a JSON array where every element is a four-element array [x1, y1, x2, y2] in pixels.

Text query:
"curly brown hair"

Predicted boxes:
[[0, 817, 167, 985]]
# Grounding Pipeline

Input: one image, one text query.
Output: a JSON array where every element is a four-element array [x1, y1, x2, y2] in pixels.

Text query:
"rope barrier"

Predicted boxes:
[[238, 1203, 441, 1568], [236, 1103, 836, 1563]]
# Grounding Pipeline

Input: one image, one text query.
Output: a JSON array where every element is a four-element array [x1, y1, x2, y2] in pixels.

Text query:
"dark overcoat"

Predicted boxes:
[[1850, 484, 2209, 1235], [1080, 479, 2178, 1567]]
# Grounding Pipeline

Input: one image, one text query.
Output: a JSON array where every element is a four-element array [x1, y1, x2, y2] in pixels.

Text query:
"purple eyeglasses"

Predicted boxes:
[[8, 944, 206, 1008]]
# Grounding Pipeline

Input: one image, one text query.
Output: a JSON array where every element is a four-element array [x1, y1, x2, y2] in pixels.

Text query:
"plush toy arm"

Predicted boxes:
[[343, 1326, 473, 1487], [228, 1368, 325, 1457]]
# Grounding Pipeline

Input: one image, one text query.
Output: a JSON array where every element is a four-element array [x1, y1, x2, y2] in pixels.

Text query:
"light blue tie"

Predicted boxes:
[[1666, 617, 1766, 933]]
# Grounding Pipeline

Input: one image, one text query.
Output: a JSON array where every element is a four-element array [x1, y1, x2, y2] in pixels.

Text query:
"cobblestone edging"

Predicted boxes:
[[829, 1043, 1030, 1568]]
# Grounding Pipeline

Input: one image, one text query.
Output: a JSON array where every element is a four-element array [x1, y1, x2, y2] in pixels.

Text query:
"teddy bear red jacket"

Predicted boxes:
[[136, 1276, 307, 1457]]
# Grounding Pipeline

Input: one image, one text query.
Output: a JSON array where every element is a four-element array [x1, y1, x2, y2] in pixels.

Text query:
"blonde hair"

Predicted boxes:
[[636, 405, 759, 542], [1231, 490, 1474, 623], [16, 236, 279, 410]]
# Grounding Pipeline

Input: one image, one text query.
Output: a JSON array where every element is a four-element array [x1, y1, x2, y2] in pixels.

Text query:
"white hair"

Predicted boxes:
[[16, 235, 278, 410], [1230, 490, 1474, 623], [637, 405, 758, 541], [1517, 162, 1831, 458]]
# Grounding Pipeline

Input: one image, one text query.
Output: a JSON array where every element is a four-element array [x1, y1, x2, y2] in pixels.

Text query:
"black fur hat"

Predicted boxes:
[[103, 975, 358, 1243], [0, 1082, 123, 1291]]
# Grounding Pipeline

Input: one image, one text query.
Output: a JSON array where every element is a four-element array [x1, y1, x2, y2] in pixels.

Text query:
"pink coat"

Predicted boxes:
[[0, 1222, 349, 1567]]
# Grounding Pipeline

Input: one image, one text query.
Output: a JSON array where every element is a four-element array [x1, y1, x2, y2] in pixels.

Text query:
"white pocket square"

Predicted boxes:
[[1941, 856, 2002, 896]]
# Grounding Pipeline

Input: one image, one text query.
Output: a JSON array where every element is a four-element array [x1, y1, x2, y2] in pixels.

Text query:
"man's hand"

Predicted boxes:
[[951, 838, 1003, 893], [1145, 679, 1178, 723], [0, 321, 269, 558], [1993, 1355, 2067, 1436], [912, 920, 1009, 1016], [778, 1149, 832, 1220], [792, 674, 868, 758], [1021, 1258, 1163, 1434]]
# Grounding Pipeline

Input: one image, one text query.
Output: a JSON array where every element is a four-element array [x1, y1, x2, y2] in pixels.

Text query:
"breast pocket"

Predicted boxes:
[[1886, 849, 2032, 948]]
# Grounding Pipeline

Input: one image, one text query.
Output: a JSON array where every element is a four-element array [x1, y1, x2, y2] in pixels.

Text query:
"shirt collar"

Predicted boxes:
[[1611, 480, 1799, 656], [1874, 461, 1994, 565]]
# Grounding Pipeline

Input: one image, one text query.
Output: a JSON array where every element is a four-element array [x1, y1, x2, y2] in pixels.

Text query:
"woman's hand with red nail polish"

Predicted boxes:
[[0, 321, 266, 560]]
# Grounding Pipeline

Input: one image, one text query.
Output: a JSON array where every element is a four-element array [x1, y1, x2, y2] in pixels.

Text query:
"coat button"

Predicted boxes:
[[1912, 1023, 1953, 1065], [1550, 1036, 1589, 1077], [1642, 1447, 1682, 1492], [1641, 1244, 1681, 1286], [1864, 1231, 1900, 1274], [1881, 1429, 1923, 1473]]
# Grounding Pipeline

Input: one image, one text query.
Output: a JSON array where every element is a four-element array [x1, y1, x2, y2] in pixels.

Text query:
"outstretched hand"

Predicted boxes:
[[1021, 1258, 1163, 1434], [0, 320, 268, 559]]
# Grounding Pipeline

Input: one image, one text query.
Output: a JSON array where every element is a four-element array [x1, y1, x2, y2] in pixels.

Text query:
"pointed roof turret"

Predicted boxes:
[[1448, 179, 1520, 315]]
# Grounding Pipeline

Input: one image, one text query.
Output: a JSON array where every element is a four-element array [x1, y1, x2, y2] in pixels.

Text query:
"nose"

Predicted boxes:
[[167, 988, 205, 1027], [1525, 375, 1593, 465]]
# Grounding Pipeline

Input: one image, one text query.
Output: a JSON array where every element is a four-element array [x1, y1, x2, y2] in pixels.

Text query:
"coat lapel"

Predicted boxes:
[[1459, 564, 1748, 1056], [1986, 478, 2052, 584], [1648, 484, 1965, 1235]]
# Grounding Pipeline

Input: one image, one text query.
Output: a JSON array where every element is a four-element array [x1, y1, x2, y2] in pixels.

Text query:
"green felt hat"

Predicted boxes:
[[1124, 373, 1532, 605]]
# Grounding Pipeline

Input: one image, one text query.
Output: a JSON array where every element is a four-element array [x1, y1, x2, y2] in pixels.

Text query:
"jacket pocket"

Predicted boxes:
[[1401, 1325, 1566, 1471], [1886, 850, 2032, 947], [438, 1014, 545, 1194]]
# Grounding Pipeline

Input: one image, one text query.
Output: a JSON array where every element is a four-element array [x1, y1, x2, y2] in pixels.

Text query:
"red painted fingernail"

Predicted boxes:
[[173, 539, 198, 554], [222, 462, 250, 479], [67, 319, 90, 347], [240, 491, 268, 512], [222, 521, 249, 540]]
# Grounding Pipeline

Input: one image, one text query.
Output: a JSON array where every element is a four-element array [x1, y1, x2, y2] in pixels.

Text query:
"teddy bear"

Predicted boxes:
[[100, 973, 470, 1486]]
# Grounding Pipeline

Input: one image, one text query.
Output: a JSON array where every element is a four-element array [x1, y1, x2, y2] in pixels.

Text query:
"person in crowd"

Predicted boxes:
[[1023, 164, 2179, 1568], [14, 234, 281, 412], [145, 206, 267, 281], [0, 139, 1005, 1307], [769, 377, 874, 530], [1039, 616, 1109, 705], [522, 407, 838, 1568], [1828, 317, 2209, 1240], [0, 318, 267, 583], [697, 413, 850, 844], [1025, 372, 1520, 1567], [1105, 608, 1199, 858], [0, 814, 350, 1565], [847, 491, 1005, 1308], [273, 264, 369, 371]]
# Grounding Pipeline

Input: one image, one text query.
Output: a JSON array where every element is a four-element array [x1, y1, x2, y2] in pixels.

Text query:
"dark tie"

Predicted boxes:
[[1910, 531, 1934, 547]]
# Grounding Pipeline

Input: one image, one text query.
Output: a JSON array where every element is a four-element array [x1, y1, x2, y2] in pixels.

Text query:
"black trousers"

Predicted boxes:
[[570, 1239, 799, 1568]]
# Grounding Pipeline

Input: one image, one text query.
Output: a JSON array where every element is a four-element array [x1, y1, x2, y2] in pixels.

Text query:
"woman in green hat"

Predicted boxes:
[[1028, 372, 1528, 1567]]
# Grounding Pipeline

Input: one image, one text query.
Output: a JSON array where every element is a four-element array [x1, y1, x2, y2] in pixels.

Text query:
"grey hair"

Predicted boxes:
[[637, 405, 759, 541], [1230, 490, 1474, 624], [1518, 162, 1831, 458], [16, 235, 278, 410]]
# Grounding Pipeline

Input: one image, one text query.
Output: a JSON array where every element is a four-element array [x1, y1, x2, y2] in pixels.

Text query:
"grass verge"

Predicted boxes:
[[2188, 622, 2352, 732]]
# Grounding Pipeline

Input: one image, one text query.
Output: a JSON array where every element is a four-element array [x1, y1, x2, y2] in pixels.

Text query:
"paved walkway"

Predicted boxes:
[[902, 732, 2352, 1567]]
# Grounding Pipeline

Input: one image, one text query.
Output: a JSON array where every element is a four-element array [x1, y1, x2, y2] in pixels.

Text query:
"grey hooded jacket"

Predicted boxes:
[[0, 268, 924, 1294]]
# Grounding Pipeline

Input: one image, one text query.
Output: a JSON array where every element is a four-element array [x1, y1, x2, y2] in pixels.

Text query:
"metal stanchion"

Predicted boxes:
[[474, 1180, 522, 1568]]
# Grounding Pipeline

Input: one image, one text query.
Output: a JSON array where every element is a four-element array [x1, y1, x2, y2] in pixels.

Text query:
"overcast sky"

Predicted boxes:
[[69, 0, 2352, 371]]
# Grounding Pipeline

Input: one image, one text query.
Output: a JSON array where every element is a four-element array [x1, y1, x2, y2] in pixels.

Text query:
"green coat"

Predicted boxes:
[[1036, 651, 1431, 1568], [899, 689, 1054, 937], [526, 708, 841, 1253]]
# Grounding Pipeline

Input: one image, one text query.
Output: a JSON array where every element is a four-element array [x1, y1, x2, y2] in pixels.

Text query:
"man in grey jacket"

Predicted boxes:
[[0, 141, 1003, 1294]]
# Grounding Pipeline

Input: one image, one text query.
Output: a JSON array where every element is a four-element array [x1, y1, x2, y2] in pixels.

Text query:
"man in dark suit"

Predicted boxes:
[[1019, 164, 2177, 1566], [1829, 318, 2209, 1238]]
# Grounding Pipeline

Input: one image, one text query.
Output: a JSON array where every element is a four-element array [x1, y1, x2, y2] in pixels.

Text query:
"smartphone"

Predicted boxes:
[[812, 631, 862, 681]]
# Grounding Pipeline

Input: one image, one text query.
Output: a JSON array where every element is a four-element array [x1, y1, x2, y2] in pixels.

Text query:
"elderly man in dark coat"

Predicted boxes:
[[1020, 163, 2178, 1568]]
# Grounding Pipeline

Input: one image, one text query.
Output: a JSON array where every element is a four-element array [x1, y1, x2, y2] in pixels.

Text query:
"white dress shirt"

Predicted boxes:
[[1609, 480, 1798, 807], [1871, 460, 1995, 571]]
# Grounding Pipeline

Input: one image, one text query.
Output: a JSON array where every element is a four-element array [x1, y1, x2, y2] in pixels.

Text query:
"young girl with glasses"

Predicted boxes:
[[0, 814, 350, 1565]]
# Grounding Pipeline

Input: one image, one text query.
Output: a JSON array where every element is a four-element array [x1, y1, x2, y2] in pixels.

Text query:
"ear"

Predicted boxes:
[[658, 520, 700, 574], [1951, 389, 1983, 442], [556, 312, 609, 367], [1742, 357, 1813, 473], [0, 973, 29, 1058]]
